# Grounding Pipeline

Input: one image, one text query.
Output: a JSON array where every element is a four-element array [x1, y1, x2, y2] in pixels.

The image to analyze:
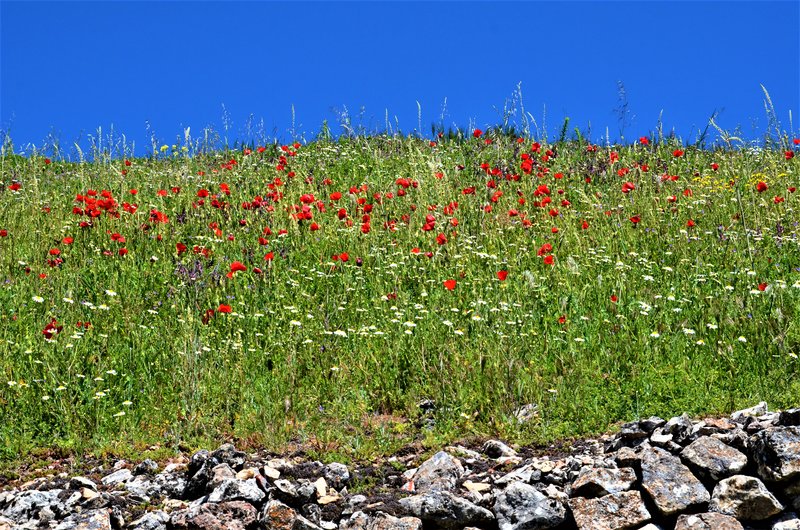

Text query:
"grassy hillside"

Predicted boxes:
[[1, 132, 799, 462]]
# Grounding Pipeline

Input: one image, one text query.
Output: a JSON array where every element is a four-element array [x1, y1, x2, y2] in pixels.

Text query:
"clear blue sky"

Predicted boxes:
[[2, 1, 799, 156]]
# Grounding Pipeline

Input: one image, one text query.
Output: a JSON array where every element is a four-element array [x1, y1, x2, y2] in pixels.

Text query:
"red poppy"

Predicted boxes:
[[629, 215, 641, 224], [758, 283, 768, 292], [124, 159, 132, 166], [118, 248, 128, 256], [227, 261, 247, 278], [610, 295, 618, 303], [264, 252, 274, 261], [537, 243, 552, 256], [543, 255, 554, 265], [42, 319, 63, 339], [621, 182, 636, 193], [581, 220, 589, 230], [711, 163, 719, 171], [639, 136, 649, 145], [686, 219, 695, 228], [756, 181, 768, 193], [0, 229, 6, 237], [497, 270, 508, 281], [785, 151, 795, 160], [473, 129, 483, 138], [411, 247, 421, 254], [672, 149, 684, 157], [339, 252, 349, 262], [558, 315, 566, 324], [443, 279, 457, 290], [436, 233, 447, 245], [217, 304, 232, 313]]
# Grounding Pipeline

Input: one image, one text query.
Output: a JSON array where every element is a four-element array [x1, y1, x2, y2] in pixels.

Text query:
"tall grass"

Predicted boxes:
[[0, 129, 798, 464]]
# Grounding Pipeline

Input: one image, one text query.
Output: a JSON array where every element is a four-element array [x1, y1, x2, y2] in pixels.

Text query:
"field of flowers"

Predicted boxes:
[[1, 132, 799, 462]]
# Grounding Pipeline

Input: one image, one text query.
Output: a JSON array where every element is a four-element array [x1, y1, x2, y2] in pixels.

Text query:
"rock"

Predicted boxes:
[[324, 463, 350, 487], [101, 468, 132, 486], [674, 512, 744, 530], [784, 480, 800, 510], [399, 490, 494, 529], [69, 476, 98, 491], [640, 446, 709, 516], [184, 459, 217, 500], [773, 513, 800, 530], [134, 459, 159, 475], [2, 489, 63, 523], [263, 465, 281, 480], [709, 474, 783, 521], [570, 467, 636, 498], [650, 429, 674, 446], [483, 440, 517, 459], [128, 510, 170, 530], [153, 470, 186, 499], [779, 408, 800, 427], [568, 490, 650, 530], [259, 500, 298, 530], [211, 443, 247, 471], [732, 402, 768, 422], [411, 451, 463, 493], [53, 509, 112, 530], [207, 478, 266, 504], [494, 463, 541, 486], [171, 500, 257, 530], [339, 511, 423, 530], [680, 436, 748, 481], [462, 481, 491, 493], [493, 481, 566, 530], [664, 414, 694, 445], [750, 426, 800, 482], [314, 477, 329, 498], [126, 475, 157, 502], [614, 446, 640, 468]]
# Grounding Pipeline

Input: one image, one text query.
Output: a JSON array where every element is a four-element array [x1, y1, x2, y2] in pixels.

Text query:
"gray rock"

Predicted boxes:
[[570, 467, 636, 498], [324, 463, 351, 488], [640, 446, 709, 516], [494, 463, 541, 486], [184, 459, 216, 500], [399, 490, 494, 529], [779, 408, 800, 427], [339, 511, 423, 530], [773, 513, 800, 530], [171, 500, 257, 530], [128, 510, 169, 530], [153, 470, 186, 499], [101, 468, 132, 486], [207, 478, 265, 504], [750, 426, 800, 482], [674, 512, 744, 530], [493, 481, 566, 530], [134, 459, 159, 475], [680, 436, 748, 481], [125, 475, 156, 502], [259, 499, 297, 530], [54, 508, 112, 530], [68, 476, 98, 491], [568, 490, 650, 530], [664, 414, 694, 445], [2, 489, 63, 523], [732, 402, 768, 422], [211, 443, 247, 471], [710, 474, 783, 521], [209, 463, 237, 489], [411, 451, 463, 493], [483, 440, 517, 459]]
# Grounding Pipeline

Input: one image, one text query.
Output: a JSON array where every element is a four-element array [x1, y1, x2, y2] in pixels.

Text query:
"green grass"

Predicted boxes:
[[1, 131, 799, 465]]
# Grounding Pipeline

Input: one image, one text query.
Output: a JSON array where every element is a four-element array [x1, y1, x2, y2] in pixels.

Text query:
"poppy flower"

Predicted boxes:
[[581, 220, 589, 230], [621, 182, 636, 193], [217, 304, 232, 313], [0, 229, 6, 237], [629, 215, 641, 224], [756, 181, 768, 193], [226, 261, 247, 278], [758, 283, 768, 292], [610, 295, 618, 303], [537, 243, 552, 256], [264, 252, 274, 261], [686, 219, 695, 228], [639, 136, 649, 145], [443, 279, 457, 291], [558, 315, 566, 324], [543, 255, 554, 265], [473, 129, 483, 138], [339, 252, 349, 262], [785, 151, 794, 160], [125, 159, 132, 166], [436, 233, 447, 245], [497, 270, 508, 281], [711, 163, 719, 171], [42, 319, 63, 339], [672, 149, 684, 157]]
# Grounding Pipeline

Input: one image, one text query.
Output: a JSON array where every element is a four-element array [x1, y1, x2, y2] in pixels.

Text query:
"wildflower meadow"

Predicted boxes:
[[1, 127, 799, 464]]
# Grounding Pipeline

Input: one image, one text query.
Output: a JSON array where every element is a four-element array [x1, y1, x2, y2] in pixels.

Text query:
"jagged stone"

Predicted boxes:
[[493, 481, 566, 530], [171, 500, 257, 530], [732, 402, 768, 422], [207, 478, 265, 504], [568, 490, 650, 530], [674, 512, 744, 530], [773, 513, 800, 530], [494, 463, 541, 486], [101, 468, 132, 486], [68, 476, 98, 491], [410, 451, 463, 493], [211, 444, 247, 471], [399, 490, 494, 529], [750, 427, 800, 482], [134, 459, 159, 475], [324, 463, 351, 487], [483, 440, 517, 459], [570, 467, 636, 498], [778, 409, 800, 427], [2, 489, 63, 523], [128, 510, 169, 530], [640, 446, 709, 516], [53, 509, 111, 530], [709, 475, 783, 521], [260, 500, 297, 530], [664, 414, 694, 445], [680, 436, 748, 481], [338, 511, 422, 530]]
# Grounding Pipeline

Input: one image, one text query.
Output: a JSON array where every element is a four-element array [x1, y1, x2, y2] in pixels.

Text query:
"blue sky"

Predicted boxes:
[[1, 1, 798, 156]]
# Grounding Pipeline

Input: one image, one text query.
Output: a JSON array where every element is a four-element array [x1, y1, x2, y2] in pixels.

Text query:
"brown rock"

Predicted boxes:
[[570, 467, 637, 498], [260, 500, 297, 530], [674, 512, 744, 530], [568, 490, 650, 530], [680, 436, 748, 481], [709, 475, 783, 521]]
